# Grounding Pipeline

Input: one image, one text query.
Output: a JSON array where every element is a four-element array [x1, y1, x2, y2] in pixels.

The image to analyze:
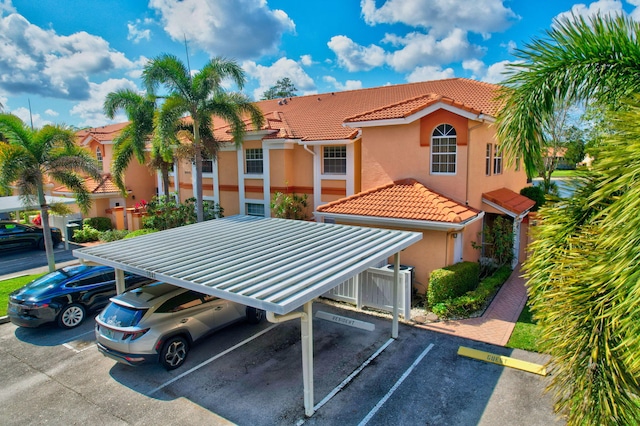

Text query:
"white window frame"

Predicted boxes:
[[493, 144, 503, 175], [430, 124, 457, 175], [485, 143, 492, 176], [201, 157, 214, 174], [322, 145, 347, 175], [245, 148, 263, 175], [96, 147, 103, 169]]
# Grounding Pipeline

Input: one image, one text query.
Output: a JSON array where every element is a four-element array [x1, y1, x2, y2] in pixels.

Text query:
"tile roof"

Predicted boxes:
[[216, 78, 502, 142], [77, 122, 130, 144], [53, 174, 121, 195], [316, 178, 480, 223], [482, 188, 535, 216]]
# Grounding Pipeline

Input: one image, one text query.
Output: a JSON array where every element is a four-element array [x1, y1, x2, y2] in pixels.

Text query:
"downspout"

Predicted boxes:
[[466, 120, 485, 205], [303, 144, 320, 221], [303, 144, 316, 157]]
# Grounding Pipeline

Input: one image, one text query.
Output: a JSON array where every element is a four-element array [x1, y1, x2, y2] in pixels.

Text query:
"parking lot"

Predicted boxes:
[[0, 299, 563, 425]]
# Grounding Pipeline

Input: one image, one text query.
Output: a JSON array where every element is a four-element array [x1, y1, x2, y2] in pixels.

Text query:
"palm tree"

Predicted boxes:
[[0, 114, 101, 272], [143, 54, 264, 222], [496, 14, 640, 424], [496, 14, 640, 177]]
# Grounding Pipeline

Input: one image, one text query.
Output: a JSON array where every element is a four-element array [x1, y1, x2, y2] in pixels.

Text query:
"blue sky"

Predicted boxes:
[[0, 0, 638, 128]]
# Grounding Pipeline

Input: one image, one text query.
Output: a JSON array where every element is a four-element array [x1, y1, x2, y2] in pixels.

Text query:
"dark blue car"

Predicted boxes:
[[0, 220, 62, 251], [8, 265, 152, 329]]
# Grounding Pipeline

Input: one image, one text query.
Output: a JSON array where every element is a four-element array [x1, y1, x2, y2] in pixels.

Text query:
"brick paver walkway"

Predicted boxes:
[[416, 265, 528, 346]]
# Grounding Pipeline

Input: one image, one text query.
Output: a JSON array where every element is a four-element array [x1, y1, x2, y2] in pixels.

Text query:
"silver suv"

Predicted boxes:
[[95, 282, 264, 370]]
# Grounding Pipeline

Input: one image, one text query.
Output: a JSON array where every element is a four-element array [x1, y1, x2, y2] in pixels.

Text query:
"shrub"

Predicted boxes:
[[99, 229, 129, 242], [72, 225, 101, 243], [519, 186, 546, 211], [83, 217, 113, 231], [271, 192, 308, 220], [430, 265, 512, 318], [124, 228, 158, 239], [427, 261, 479, 307], [142, 196, 223, 230]]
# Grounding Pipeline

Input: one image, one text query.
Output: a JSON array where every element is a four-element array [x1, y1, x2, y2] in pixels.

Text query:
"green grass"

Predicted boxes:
[[551, 169, 579, 178], [0, 274, 43, 316], [506, 304, 542, 352]]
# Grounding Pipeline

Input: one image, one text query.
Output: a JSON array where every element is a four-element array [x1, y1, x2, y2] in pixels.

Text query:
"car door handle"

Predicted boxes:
[[214, 306, 223, 311], [180, 318, 188, 324]]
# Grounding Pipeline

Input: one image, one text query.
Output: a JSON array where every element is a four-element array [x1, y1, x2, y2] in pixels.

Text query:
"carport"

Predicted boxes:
[[73, 215, 422, 417]]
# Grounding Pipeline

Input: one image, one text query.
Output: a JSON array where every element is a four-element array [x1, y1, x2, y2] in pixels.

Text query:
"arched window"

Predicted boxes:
[[431, 124, 456, 174], [96, 147, 103, 169]]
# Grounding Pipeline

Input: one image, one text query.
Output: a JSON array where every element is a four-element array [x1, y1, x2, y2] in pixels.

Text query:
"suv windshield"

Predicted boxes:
[[100, 303, 147, 327]]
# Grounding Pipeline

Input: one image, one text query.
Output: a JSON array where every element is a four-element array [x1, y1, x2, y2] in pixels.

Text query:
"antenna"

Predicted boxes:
[[27, 98, 34, 129]]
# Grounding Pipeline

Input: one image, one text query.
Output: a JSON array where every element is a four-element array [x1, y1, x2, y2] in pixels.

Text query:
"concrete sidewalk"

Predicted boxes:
[[416, 265, 528, 346]]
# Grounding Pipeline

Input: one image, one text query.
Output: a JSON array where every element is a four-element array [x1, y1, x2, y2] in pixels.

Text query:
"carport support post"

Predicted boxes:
[[115, 268, 125, 294], [301, 300, 314, 417], [392, 253, 400, 339]]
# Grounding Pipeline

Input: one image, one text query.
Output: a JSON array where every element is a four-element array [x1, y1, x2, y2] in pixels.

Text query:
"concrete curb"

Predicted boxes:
[[0, 316, 9, 324]]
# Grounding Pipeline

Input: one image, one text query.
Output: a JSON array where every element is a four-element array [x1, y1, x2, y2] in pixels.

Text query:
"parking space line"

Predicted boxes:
[[147, 324, 279, 396], [358, 343, 435, 426], [62, 342, 96, 353]]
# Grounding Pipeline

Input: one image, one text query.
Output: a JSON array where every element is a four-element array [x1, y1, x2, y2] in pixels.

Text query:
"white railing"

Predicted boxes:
[[323, 266, 413, 319]]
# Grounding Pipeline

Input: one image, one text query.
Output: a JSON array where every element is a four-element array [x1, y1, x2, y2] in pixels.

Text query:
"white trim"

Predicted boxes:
[[314, 211, 485, 231], [243, 129, 278, 141], [220, 142, 237, 152], [237, 147, 246, 215], [346, 143, 355, 196], [264, 139, 296, 149], [298, 138, 357, 146], [261, 142, 271, 218], [481, 198, 532, 219], [343, 102, 492, 128]]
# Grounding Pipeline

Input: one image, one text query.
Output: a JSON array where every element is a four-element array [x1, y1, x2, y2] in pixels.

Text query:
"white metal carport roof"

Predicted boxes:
[[73, 215, 422, 418], [73, 215, 422, 315]]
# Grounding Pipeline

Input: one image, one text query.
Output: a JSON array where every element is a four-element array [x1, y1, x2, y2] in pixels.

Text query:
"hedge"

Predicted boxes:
[[83, 217, 113, 231], [431, 265, 512, 318], [427, 261, 479, 307]]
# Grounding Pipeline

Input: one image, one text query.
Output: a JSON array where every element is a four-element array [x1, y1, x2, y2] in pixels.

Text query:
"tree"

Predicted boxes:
[[104, 89, 175, 196], [0, 114, 101, 272], [143, 54, 264, 222], [496, 14, 640, 424], [563, 126, 586, 167], [261, 77, 298, 100]]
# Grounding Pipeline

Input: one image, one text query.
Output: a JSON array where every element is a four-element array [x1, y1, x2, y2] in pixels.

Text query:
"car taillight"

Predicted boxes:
[[24, 301, 49, 309], [123, 329, 149, 341]]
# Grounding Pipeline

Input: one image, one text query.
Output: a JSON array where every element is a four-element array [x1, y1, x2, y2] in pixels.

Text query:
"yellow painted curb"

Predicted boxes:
[[458, 346, 547, 376]]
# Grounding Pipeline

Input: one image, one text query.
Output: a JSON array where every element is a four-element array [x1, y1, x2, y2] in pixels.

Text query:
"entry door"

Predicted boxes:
[[453, 233, 463, 263]]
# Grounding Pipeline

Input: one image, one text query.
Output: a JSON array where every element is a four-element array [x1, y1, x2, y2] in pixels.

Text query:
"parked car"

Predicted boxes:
[[0, 220, 63, 251], [8, 265, 152, 329], [95, 282, 265, 370]]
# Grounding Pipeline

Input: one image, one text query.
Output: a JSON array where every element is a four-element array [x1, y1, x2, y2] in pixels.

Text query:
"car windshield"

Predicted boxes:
[[100, 303, 147, 327]]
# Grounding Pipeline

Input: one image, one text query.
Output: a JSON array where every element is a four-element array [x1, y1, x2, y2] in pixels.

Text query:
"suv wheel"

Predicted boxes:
[[245, 306, 264, 324], [160, 336, 189, 370], [57, 303, 85, 328]]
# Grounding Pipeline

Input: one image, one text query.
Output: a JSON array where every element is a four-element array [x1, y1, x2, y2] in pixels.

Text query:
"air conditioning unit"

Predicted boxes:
[[383, 264, 415, 284]]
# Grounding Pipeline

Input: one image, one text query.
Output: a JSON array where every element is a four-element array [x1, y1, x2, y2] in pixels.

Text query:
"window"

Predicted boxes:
[[245, 148, 263, 174], [96, 147, 103, 169], [431, 124, 457, 174], [485, 144, 492, 176], [156, 290, 205, 313], [202, 157, 213, 174], [246, 203, 265, 217], [493, 144, 503, 175], [323, 146, 347, 174]]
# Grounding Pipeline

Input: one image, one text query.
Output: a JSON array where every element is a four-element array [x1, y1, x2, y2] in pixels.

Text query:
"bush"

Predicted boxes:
[[519, 186, 546, 212], [83, 217, 113, 231], [72, 225, 101, 243], [427, 261, 479, 307], [99, 229, 129, 242], [430, 265, 512, 318], [142, 196, 223, 230], [124, 228, 158, 239]]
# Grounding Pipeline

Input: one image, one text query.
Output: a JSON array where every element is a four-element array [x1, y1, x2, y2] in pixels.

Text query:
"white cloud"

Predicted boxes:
[[127, 19, 151, 43], [501, 40, 517, 53], [12, 106, 51, 127], [44, 109, 58, 117], [243, 57, 316, 100], [0, 0, 15, 14], [69, 78, 139, 127], [299, 54, 314, 67], [149, 0, 295, 59], [406, 66, 455, 83], [0, 12, 135, 100], [327, 35, 386, 72], [323, 76, 363, 91], [462, 59, 485, 78], [555, 0, 626, 23], [384, 28, 484, 72], [361, 0, 518, 36], [482, 60, 515, 83]]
